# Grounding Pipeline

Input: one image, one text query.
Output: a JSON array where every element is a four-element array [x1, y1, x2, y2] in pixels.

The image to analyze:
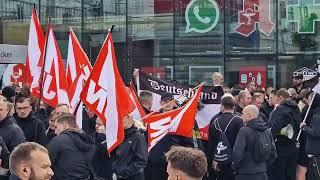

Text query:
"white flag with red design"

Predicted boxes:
[[147, 85, 203, 152], [81, 33, 135, 153], [66, 30, 92, 127], [41, 27, 69, 107], [129, 83, 147, 121], [25, 8, 45, 97]]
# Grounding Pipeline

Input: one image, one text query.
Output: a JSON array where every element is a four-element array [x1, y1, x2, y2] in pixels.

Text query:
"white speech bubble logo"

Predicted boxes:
[[185, 0, 220, 33]]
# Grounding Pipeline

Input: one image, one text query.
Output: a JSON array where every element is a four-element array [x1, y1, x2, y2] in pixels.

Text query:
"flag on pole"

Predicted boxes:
[[66, 29, 92, 128], [25, 8, 45, 97], [129, 83, 147, 121], [41, 27, 69, 107], [81, 33, 135, 153], [147, 85, 203, 152]]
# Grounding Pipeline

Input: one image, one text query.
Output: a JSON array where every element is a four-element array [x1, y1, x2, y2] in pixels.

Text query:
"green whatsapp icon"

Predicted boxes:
[[185, 0, 220, 33]]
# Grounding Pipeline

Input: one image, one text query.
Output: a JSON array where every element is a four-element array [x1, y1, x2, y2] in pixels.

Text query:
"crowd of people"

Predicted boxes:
[[0, 72, 319, 180]]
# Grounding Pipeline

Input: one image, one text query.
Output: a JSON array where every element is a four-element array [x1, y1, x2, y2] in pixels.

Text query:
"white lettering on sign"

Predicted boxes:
[[86, 79, 107, 114]]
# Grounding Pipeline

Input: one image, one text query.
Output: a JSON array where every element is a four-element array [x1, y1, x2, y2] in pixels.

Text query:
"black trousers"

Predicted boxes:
[[268, 156, 297, 180], [235, 173, 267, 180], [217, 164, 235, 180]]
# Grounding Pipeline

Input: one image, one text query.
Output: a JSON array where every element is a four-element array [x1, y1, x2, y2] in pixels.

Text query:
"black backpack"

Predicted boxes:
[[213, 116, 236, 165], [252, 128, 274, 162]]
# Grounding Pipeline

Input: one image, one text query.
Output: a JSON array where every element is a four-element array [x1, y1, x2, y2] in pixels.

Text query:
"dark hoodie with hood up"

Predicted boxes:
[[233, 118, 277, 175], [269, 99, 301, 156], [47, 129, 95, 180]]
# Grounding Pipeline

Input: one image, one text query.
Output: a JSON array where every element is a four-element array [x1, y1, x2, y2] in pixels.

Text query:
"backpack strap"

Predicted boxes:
[[215, 115, 237, 133]]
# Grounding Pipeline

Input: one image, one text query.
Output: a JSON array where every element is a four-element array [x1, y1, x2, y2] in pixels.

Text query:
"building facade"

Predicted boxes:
[[0, 0, 319, 88]]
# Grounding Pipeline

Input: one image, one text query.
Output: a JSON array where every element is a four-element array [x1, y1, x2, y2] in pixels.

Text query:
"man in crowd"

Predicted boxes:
[[54, 104, 70, 114], [47, 113, 95, 180], [14, 97, 47, 146], [166, 146, 207, 180], [0, 98, 25, 152], [0, 136, 10, 177], [233, 105, 277, 180], [261, 90, 277, 119], [208, 94, 243, 180], [269, 88, 301, 180], [111, 114, 148, 180], [138, 90, 153, 114], [212, 72, 224, 86], [245, 81, 257, 95], [147, 92, 194, 180], [235, 90, 252, 114], [82, 106, 97, 135], [9, 142, 54, 180], [292, 74, 304, 95], [252, 94, 268, 124]]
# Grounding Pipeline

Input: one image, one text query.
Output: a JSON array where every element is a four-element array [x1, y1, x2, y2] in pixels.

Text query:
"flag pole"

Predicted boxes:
[[139, 82, 205, 122], [296, 91, 316, 147], [37, 17, 51, 115]]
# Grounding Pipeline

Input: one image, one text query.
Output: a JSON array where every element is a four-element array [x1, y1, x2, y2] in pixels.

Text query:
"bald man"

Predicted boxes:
[[232, 105, 277, 180]]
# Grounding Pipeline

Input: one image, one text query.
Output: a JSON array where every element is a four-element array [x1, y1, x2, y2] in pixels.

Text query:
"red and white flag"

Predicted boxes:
[[81, 33, 135, 153], [25, 8, 45, 97], [129, 83, 147, 121], [41, 27, 69, 107], [147, 85, 203, 152], [66, 30, 92, 127]]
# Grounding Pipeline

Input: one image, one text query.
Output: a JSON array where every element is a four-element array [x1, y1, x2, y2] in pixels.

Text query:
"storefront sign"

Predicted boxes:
[[239, 66, 267, 88], [185, 0, 220, 33], [235, 0, 274, 36], [0, 44, 27, 63], [287, 0, 320, 34], [2, 64, 27, 88], [293, 67, 317, 81]]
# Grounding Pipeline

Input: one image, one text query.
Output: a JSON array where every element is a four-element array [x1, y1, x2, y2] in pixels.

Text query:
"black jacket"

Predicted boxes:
[[111, 126, 147, 179], [261, 102, 274, 119], [302, 94, 320, 156], [233, 118, 277, 175], [46, 129, 56, 143], [47, 129, 95, 180], [92, 133, 112, 179], [0, 116, 25, 152], [208, 112, 243, 163], [0, 136, 10, 169], [15, 113, 47, 146], [82, 110, 97, 135], [235, 105, 243, 115], [269, 99, 301, 156]]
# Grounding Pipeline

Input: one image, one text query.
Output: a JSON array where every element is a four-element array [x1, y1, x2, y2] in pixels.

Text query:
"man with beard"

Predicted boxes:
[[9, 142, 54, 180], [47, 113, 95, 180], [235, 90, 252, 115], [0, 97, 25, 153], [14, 97, 47, 146], [292, 74, 304, 95]]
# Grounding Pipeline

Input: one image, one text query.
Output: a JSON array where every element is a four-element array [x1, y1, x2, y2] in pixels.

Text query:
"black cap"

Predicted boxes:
[[293, 73, 303, 79], [161, 92, 174, 101]]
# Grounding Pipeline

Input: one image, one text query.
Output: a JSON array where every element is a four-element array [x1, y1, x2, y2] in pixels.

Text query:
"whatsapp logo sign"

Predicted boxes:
[[185, 0, 220, 33]]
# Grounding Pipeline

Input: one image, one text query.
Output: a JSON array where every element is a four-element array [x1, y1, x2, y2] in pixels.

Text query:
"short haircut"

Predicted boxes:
[[277, 88, 290, 99], [56, 103, 69, 108], [253, 89, 265, 95], [270, 89, 277, 96], [243, 105, 259, 118], [165, 146, 207, 179], [238, 90, 250, 100], [221, 94, 235, 110], [15, 96, 31, 105], [9, 142, 48, 175], [55, 112, 76, 127], [251, 94, 260, 102], [139, 91, 153, 102], [212, 72, 223, 78]]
